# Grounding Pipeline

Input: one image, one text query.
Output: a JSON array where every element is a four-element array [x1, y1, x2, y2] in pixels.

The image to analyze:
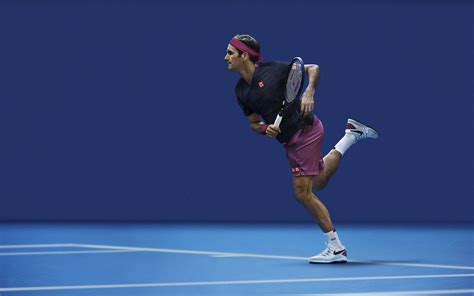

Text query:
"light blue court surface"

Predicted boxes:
[[0, 223, 473, 295]]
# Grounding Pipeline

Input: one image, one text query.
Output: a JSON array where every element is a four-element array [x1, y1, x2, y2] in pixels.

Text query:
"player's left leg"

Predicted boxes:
[[285, 117, 347, 263], [293, 176, 333, 232], [292, 176, 347, 263]]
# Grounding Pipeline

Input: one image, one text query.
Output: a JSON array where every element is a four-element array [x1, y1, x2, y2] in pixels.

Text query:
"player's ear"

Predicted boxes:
[[241, 52, 249, 61]]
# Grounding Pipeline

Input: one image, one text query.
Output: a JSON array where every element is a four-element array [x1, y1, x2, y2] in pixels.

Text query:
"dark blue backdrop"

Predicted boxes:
[[0, 1, 472, 222]]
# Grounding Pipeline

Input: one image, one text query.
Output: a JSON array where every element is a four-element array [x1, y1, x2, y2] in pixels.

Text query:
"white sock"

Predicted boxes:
[[325, 230, 344, 250], [334, 133, 356, 155]]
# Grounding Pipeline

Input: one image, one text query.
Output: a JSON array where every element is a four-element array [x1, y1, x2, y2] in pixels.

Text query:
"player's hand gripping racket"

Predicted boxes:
[[273, 57, 305, 128]]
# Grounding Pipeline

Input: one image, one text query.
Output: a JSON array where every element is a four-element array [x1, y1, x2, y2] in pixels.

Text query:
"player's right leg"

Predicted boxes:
[[313, 149, 341, 190], [334, 118, 379, 155], [313, 118, 379, 190]]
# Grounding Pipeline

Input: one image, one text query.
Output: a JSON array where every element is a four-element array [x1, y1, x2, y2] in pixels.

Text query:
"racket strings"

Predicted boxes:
[[285, 63, 303, 103]]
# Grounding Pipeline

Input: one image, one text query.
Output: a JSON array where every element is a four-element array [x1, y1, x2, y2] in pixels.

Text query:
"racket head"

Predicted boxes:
[[284, 57, 305, 103]]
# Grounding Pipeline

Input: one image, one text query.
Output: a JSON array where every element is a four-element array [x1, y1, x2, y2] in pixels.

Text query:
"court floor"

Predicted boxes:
[[0, 223, 472, 295]]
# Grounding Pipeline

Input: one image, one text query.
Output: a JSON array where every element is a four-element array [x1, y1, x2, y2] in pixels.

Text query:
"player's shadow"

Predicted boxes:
[[302, 259, 422, 267], [344, 259, 422, 266]]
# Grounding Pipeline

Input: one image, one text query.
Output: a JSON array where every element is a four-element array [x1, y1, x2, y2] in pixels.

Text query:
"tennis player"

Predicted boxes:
[[225, 34, 379, 263]]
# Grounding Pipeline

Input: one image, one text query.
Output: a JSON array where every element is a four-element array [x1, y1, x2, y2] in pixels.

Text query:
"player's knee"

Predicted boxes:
[[313, 179, 327, 190], [293, 183, 312, 204], [313, 175, 328, 191], [294, 191, 313, 204]]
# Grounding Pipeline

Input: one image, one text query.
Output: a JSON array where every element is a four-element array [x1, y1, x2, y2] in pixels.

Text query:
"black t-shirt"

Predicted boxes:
[[235, 61, 313, 143]]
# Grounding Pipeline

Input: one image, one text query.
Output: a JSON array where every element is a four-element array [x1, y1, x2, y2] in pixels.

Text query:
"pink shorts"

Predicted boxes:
[[284, 117, 325, 177]]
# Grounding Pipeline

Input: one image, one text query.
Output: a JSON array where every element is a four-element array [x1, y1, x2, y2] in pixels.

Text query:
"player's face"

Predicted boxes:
[[224, 45, 242, 71]]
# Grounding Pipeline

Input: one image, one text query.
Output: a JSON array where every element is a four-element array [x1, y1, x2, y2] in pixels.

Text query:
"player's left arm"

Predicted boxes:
[[301, 64, 320, 117]]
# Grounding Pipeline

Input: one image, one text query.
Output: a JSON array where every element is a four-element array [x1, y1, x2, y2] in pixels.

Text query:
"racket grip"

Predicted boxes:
[[273, 114, 282, 128]]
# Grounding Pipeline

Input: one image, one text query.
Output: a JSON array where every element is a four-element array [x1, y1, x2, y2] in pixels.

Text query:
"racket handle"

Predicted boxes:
[[273, 114, 282, 128]]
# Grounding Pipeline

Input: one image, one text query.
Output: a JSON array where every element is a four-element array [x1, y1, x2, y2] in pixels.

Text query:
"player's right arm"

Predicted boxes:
[[247, 113, 280, 138]]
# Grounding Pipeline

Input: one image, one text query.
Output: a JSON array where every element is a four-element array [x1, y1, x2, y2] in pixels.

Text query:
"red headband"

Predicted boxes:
[[229, 37, 263, 64]]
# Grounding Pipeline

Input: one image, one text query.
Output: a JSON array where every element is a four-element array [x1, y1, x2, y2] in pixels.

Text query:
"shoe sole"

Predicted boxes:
[[309, 260, 348, 264], [348, 118, 380, 138]]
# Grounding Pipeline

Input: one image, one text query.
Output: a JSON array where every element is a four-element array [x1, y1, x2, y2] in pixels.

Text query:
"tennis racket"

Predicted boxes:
[[273, 57, 305, 128]]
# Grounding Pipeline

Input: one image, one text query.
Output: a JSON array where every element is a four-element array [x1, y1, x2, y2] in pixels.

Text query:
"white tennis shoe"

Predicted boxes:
[[309, 246, 347, 264], [345, 118, 379, 143]]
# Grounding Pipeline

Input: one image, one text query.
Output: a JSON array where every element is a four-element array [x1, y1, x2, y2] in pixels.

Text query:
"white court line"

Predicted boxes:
[[0, 244, 75, 249], [211, 254, 246, 258], [294, 289, 474, 295], [0, 273, 473, 292], [74, 243, 313, 260], [73, 243, 474, 271], [0, 250, 140, 256], [348, 260, 474, 271]]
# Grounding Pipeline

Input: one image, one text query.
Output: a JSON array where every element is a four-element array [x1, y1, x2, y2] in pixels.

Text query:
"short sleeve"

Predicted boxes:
[[237, 99, 253, 116], [235, 80, 253, 116]]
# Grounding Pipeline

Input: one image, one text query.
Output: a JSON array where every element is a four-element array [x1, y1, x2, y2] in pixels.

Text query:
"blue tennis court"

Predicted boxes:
[[1, 223, 472, 295]]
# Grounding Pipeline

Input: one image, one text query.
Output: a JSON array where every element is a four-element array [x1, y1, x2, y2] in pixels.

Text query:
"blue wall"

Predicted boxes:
[[0, 1, 472, 222]]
